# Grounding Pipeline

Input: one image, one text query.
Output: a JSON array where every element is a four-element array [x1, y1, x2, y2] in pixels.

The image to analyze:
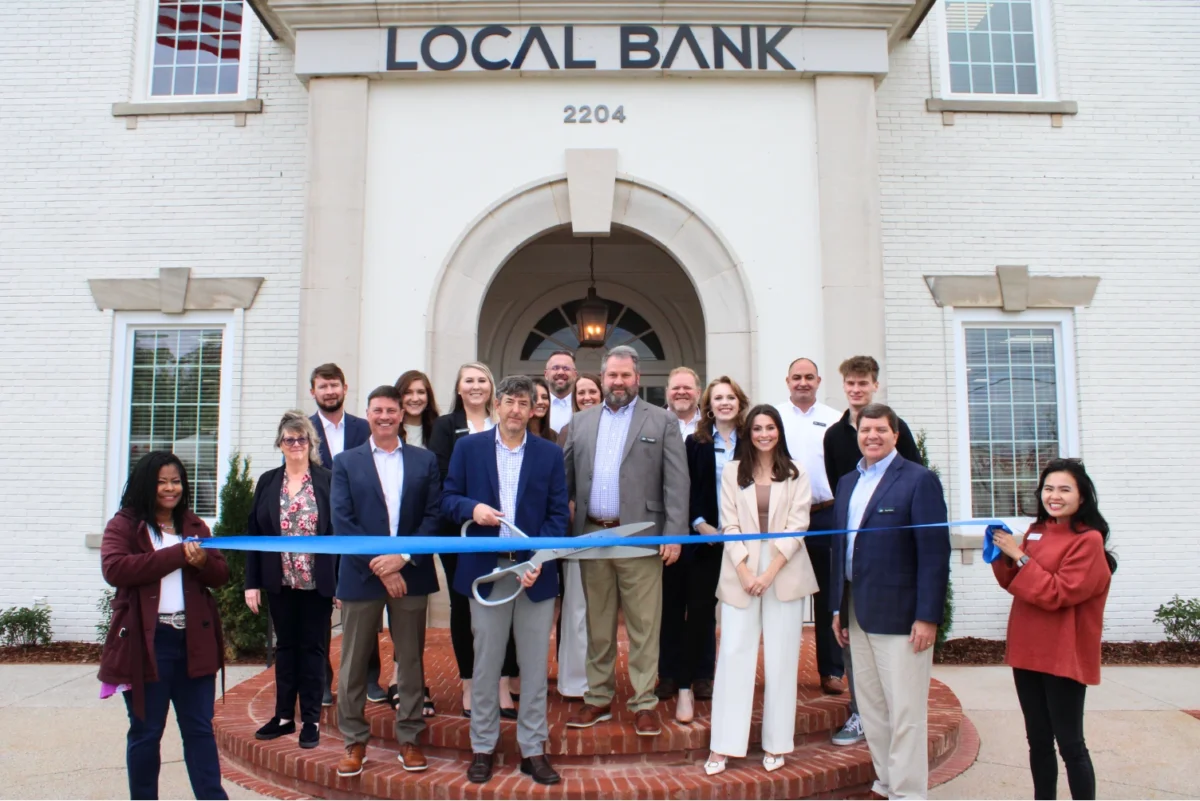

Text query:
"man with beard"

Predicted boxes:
[[563, 345, 689, 737], [544, 350, 577, 434], [307, 363, 381, 706], [666, 367, 702, 438]]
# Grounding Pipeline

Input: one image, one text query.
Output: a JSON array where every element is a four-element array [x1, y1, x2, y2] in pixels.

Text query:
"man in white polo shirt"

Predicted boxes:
[[776, 358, 846, 699]]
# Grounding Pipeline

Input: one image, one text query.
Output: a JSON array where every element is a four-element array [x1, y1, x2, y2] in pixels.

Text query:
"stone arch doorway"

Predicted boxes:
[[425, 175, 756, 401], [478, 227, 705, 405]]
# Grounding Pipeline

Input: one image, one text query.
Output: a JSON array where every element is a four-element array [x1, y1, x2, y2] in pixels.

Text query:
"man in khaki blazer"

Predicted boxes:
[[562, 345, 689, 736]]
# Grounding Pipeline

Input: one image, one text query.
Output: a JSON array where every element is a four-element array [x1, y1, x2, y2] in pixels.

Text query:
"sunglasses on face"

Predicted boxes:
[[282, 437, 309, 447]]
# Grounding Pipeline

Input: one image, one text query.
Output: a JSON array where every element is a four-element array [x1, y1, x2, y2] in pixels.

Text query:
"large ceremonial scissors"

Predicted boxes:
[[466, 520, 655, 607]]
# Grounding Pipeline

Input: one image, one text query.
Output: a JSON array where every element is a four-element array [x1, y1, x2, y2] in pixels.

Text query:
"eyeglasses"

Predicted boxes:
[[548, 366, 576, 373], [282, 437, 309, 447]]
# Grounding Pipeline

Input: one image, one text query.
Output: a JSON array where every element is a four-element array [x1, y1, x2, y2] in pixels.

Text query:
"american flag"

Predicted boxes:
[[156, 1, 242, 62]]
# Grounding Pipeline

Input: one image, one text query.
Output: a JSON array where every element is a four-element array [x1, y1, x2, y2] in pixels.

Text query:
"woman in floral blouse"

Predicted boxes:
[[245, 411, 337, 749]]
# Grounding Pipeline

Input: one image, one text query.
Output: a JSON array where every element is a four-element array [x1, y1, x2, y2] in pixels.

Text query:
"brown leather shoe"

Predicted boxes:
[[397, 742, 428, 772], [520, 754, 561, 785], [565, 703, 613, 728], [634, 710, 662, 736], [821, 675, 846, 695], [466, 752, 493, 784], [692, 679, 714, 701], [654, 678, 678, 700], [336, 743, 368, 777]]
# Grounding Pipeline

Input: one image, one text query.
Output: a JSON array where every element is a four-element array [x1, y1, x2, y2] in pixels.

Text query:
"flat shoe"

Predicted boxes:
[[500, 706, 518, 720]]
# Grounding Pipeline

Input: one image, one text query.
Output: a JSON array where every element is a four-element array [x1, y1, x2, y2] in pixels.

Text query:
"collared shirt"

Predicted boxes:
[[778, 400, 841, 503], [693, 425, 737, 529], [370, 436, 404, 536], [495, 428, 527, 539], [824, 408, 922, 497], [676, 408, 702, 439], [549, 393, 573, 434], [467, 416, 496, 435], [317, 410, 346, 458], [845, 447, 899, 581], [588, 397, 638, 520]]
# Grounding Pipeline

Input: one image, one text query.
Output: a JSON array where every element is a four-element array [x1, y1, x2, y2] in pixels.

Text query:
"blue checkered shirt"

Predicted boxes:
[[495, 429, 527, 538], [587, 397, 637, 520]]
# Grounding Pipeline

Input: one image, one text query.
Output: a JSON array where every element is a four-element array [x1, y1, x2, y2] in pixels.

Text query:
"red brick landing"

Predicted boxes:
[[216, 628, 974, 799]]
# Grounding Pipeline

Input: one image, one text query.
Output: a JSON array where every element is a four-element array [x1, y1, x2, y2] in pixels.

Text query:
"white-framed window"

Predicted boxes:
[[106, 311, 241, 522], [933, 0, 1058, 99], [132, 0, 260, 101], [953, 309, 1078, 521]]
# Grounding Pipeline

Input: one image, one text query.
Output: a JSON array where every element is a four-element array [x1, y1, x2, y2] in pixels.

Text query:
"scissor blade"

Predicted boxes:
[[566, 545, 658, 560]]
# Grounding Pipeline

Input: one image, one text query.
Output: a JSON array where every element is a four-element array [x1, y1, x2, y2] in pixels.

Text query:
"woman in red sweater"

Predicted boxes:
[[992, 458, 1115, 801]]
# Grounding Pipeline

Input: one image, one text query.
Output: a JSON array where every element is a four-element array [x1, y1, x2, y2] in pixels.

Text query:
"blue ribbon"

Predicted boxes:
[[982, 523, 1015, 564], [196, 518, 1009, 555]]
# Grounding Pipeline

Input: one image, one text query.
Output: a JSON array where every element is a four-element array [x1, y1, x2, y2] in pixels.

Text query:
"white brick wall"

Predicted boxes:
[[0, 1, 308, 640], [877, 0, 1200, 640]]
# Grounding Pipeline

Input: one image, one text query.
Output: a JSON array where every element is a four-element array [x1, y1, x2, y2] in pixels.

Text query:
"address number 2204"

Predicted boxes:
[[563, 105, 626, 124]]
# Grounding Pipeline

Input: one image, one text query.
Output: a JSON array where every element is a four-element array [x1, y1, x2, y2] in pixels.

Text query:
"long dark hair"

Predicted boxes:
[[735, 404, 799, 488], [120, 451, 191, 541], [395, 369, 440, 444], [528, 377, 554, 438], [1034, 458, 1116, 573]]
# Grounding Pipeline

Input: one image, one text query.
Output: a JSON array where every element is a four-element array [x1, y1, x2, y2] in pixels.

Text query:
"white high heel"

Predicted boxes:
[[763, 753, 785, 772], [703, 753, 727, 776]]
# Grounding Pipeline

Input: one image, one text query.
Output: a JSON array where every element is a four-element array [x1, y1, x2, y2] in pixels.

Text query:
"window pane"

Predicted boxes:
[[971, 64, 994, 93], [992, 33, 1014, 63], [965, 325, 1062, 518], [969, 32, 991, 61], [948, 32, 969, 62], [217, 64, 239, 94], [1011, 1, 1034, 31], [950, 64, 972, 94], [127, 328, 223, 517], [149, 0, 244, 97], [945, 0, 1039, 95], [195, 65, 218, 94], [1013, 33, 1036, 63], [993, 65, 1016, 94], [991, 2, 1012, 31], [151, 66, 174, 96], [1016, 65, 1038, 94]]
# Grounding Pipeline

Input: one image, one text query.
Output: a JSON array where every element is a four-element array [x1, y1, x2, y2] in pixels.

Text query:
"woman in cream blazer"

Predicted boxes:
[[706, 404, 818, 776]]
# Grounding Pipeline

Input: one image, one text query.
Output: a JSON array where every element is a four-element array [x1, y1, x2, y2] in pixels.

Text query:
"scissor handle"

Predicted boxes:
[[470, 561, 536, 607], [460, 519, 531, 539]]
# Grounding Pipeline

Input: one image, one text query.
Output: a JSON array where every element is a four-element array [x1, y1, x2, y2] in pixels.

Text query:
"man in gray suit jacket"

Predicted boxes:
[[562, 345, 689, 737]]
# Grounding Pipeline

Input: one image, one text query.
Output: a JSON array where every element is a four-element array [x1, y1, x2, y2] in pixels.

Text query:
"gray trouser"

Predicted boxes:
[[338, 594, 428, 746], [468, 563, 556, 757]]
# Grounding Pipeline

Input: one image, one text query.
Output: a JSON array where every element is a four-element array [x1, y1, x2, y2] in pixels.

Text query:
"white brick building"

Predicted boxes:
[[1, 0, 1195, 642]]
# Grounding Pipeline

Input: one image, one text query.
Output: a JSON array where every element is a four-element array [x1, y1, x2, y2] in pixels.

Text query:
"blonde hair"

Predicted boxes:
[[452, 361, 497, 419], [276, 410, 323, 466], [667, 366, 701, 389]]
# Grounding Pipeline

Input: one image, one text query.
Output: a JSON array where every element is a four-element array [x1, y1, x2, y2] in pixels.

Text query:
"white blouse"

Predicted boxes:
[[152, 529, 186, 614]]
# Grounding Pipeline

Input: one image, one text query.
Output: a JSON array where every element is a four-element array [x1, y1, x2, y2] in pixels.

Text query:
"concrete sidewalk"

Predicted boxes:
[[931, 665, 1200, 800], [0, 664, 268, 800]]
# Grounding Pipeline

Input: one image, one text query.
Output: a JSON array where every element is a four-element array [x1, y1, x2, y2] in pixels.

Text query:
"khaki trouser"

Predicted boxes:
[[579, 521, 663, 712], [848, 594, 934, 800]]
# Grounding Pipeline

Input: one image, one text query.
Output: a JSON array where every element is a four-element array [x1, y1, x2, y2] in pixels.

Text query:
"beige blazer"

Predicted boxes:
[[717, 460, 818, 608]]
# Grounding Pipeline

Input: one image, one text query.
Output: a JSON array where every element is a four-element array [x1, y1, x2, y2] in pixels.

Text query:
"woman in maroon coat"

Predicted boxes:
[[98, 451, 230, 800]]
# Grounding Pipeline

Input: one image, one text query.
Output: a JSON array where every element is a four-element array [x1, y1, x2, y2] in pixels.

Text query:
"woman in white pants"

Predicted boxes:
[[706, 404, 818, 776]]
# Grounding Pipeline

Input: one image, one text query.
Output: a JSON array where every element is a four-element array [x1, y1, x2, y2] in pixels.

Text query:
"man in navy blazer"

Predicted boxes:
[[331, 385, 442, 777], [308, 362, 375, 703], [829, 403, 949, 800], [441, 375, 568, 787]]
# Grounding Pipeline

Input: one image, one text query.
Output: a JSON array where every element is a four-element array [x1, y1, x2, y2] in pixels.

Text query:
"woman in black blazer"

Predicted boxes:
[[663, 376, 749, 723], [427, 362, 518, 718], [244, 411, 336, 749]]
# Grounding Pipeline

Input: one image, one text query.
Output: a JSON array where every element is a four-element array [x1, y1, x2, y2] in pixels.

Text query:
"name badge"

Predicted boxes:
[[640, 436, 657, 444], [814, 421, 827, 427], [877, 507, 895, 514], [714, 447, 725, 453], [1027, 532, 1042, 541]]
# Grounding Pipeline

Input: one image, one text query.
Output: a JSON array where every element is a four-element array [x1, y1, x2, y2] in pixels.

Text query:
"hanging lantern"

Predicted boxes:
[[575, 238, 609, 348]]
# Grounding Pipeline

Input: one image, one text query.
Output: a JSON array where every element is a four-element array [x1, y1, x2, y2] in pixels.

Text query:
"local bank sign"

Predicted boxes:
[[293, 24, 885, 77]]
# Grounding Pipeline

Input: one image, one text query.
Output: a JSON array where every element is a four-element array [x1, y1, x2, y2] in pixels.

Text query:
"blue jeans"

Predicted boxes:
[[124, 624, 227, 800]]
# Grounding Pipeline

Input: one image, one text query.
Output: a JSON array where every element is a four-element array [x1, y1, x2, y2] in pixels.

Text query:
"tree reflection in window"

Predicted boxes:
[[520, 299, 664, 362]]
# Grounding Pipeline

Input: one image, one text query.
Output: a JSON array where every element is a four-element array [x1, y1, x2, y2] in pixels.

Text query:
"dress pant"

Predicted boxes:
[[580, 520, 663, 712], [267, 587, 332, 724], [659, 544, 721, 688], [339, 594, 428, 746], [807, 505, 845, 680], [441, 553, 519, 682], [326, 616, 381, 692], [709, 546, 805, 757], [123, 625, 227, 800], [556, 560, 590, 697], [1012, 668, 1095, 800], [468, 563, 557, 757], [847, 592, 933, 800]]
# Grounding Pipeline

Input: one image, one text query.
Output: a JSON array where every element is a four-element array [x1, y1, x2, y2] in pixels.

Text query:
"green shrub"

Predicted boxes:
[[0, 605, 53, 647], [210, 454, 268, 659], [1154, 596, 1200, 644], [96, 588, 116, 642], [917, 429, 954, 650]]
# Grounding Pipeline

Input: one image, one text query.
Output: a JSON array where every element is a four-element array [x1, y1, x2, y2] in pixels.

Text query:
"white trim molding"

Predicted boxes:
[[88, 268, 264, 313], [925, 265, 1099, 311]]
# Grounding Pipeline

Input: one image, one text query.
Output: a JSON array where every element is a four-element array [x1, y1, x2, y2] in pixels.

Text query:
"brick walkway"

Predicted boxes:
[[216, 627, 973, 799]]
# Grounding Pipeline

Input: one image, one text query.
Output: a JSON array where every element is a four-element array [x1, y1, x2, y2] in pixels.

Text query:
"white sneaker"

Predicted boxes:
[[831, 712, 866, 746]]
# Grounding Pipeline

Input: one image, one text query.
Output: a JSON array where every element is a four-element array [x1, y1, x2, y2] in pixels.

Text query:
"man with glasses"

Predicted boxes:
[[544, 350, 577, 434]]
